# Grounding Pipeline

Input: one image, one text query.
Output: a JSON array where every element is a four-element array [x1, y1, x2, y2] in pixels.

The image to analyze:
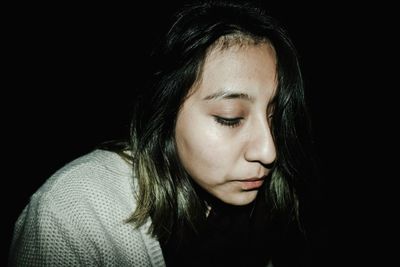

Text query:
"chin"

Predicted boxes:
[[220, 190, 259, 206]]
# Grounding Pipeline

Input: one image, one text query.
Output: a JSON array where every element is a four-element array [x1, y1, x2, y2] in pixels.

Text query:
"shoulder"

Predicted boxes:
[[48, 149, 132, 186], [32, 149, 136, 217], [10, 150, 156, 265], [40, 150, 132, 195]]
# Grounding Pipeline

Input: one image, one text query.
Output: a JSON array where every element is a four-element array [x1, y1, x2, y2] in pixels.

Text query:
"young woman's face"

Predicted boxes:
[[175, 42, 277, 206]]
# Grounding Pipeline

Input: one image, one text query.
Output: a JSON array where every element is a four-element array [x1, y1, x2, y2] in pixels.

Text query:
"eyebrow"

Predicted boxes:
[[203, 90, 255, 102]]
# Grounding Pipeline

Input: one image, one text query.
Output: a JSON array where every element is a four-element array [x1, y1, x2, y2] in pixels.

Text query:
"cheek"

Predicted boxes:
[[176, 114, 232, 179]]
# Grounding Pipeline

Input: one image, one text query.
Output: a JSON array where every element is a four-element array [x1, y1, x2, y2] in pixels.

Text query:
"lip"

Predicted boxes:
[[237, 176, 266, 190]]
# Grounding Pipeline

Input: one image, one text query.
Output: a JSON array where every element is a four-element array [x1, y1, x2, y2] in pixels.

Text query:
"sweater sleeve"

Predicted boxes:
[[9, 192, 94, 266], [9, 150, 162, 266]]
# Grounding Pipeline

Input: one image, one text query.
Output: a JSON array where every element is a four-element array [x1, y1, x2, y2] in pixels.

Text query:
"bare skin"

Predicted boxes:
[[175, 42, 277, 206]]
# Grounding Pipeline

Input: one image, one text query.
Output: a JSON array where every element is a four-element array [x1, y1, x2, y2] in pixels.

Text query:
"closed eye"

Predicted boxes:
[[213, 116, 243, 128]]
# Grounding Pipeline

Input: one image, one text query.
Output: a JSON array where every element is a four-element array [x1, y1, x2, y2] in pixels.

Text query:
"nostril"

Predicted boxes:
[[262, 161, 275, 169]]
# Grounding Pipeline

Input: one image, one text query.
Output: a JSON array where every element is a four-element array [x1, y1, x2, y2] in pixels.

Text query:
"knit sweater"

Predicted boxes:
[[9, 149, 165, 266]]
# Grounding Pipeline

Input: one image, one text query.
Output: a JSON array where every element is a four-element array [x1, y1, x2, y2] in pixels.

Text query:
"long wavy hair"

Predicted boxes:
[[121, 0, 317, 242]]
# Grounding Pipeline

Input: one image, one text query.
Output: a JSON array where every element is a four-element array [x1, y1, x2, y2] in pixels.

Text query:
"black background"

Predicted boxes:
[[4, 1, 394, 266]]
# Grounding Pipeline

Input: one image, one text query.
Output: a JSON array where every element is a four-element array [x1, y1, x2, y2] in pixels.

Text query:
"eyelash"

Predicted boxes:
[[213, 116, 243, 128], [213, 113, 274, 128]]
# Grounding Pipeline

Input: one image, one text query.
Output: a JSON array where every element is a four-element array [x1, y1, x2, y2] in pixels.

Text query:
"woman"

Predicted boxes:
[[9, 1, 318, 266]]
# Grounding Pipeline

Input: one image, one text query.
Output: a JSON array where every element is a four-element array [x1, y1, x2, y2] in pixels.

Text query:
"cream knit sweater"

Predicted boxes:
[[9, 149, 165, 266]]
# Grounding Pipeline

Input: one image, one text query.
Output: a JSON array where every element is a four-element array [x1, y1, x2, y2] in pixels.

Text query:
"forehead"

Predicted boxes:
[[191, 42, 277, 99], [204, 41, 276, 69]]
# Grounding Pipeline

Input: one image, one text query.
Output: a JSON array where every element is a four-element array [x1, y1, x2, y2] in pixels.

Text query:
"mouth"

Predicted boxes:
[[237, 176, 266, 191]]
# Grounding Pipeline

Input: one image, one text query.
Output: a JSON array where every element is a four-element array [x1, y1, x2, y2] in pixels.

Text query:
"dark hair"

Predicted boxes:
[[127, 0, 316, 242]]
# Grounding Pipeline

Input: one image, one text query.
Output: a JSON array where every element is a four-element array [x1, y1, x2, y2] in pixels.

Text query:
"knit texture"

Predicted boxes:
[[9, 150, 165, 266]]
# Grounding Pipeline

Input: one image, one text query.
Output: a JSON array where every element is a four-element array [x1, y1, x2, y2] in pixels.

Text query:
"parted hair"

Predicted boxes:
[[125, 0, 316, 242]]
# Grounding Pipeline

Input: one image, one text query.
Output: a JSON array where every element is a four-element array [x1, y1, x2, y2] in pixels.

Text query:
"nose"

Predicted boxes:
[[244, 118, 276, 166]]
